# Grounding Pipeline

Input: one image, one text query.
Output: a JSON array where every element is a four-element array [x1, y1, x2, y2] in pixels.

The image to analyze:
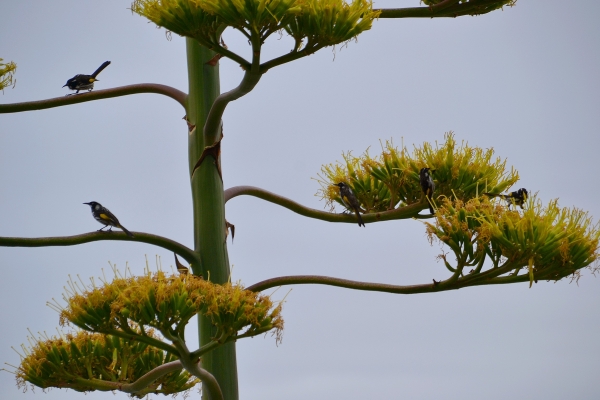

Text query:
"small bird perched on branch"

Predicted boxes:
[[83, 201, 133, 237], [336, 182, 365, 227], [63, 61, 111, 94], [419, 167, 435, 215], [484, 188, 529, 209]]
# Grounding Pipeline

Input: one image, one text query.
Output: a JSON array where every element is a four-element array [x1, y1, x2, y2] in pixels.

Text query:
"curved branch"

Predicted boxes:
[[224, 185, 431, 224], [189, 340, 221, 360], [0, 83, 187, 114], [247, 275, 437, 294], [199, 30, 263, 147], [194, 34, 251, 70], [376, 0, 513, 19], [203, 70, 262, 145], [185, 364, 224, 400], [120, 360, 183, 393], [100, 328, 180, 357], [260, 44, 325, 72], [0, 231, 201, 271], [245, 271, 529, 294], [171, 337, 224, 400], [69, 361, 188, 395]]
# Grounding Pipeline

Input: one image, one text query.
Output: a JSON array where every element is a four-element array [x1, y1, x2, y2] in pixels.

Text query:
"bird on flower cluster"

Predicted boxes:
[[335, 182, 365, 227], [419, 167, 435, 215], [484, 188, 529, 210]]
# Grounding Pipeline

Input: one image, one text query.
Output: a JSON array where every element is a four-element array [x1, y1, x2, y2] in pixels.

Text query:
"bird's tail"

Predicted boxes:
[[91, 61, 111, 78], [355, 210, 365, 227], [119, 224, 134, 238]]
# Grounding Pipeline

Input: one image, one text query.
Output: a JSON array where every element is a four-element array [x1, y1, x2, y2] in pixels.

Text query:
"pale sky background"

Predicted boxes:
[[1, 1, 600, 399]]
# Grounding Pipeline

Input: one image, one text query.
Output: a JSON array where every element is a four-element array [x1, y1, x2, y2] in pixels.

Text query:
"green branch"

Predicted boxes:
[[184, 363, 224, 400], [70, 361, 183, 394], [69, 361, 186, 395], [202, 32, 263, 147], [247, 275, 439, 294], [224, 185, 431, 224], [101, 328, 180, 357], [458, 259, 519, 286], [376, 0, 514, 19], [259, 45, 325, 72], [0, 83, 187, 114], [171, 337, 224, 400], [0, 232, 201, 270], [194, 34, 252, 70], [245, 271, 532, 294], [189, 340, 222, 360], [119, 360, 183, 394]]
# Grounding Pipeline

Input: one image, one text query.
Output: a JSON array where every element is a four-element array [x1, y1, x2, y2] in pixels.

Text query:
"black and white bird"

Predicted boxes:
[[63, 61, 111, 94], [484, 188, 529, 210], [419, 167, 435, 215], [83, 201, 133, 237], [335, 182, 365, 227]]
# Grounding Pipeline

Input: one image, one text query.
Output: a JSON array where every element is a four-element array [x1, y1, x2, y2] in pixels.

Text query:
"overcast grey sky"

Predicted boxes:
[[2, 1, 600, 399]]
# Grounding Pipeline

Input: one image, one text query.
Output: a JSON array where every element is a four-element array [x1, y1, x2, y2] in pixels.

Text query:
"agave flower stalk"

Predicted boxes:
[[0, 2, 555, 400], [128, 2, 378, 397], [185, 37, 239, 399]]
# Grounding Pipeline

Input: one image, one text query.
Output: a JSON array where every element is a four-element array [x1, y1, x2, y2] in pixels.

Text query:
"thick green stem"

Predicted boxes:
[[186, 38, 238, 400]]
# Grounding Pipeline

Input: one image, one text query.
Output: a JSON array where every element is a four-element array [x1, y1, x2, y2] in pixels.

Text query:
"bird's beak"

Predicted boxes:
[[83, 202, 90, 205], [62, 84, 67, 87]]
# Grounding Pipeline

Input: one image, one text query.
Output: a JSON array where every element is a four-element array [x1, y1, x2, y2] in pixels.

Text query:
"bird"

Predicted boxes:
[[419, 167, 435, 214], [483, 188, 528, 209], [335, 182, 365, 227], [83, 201, 134, 237], [63, 61, 111, 94]]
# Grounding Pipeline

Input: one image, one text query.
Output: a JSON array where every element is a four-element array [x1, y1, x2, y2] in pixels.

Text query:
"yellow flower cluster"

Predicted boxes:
[[318, 133, 518, 214], [131, 0, 379, 56], [60, 271, 283, 345], [285, 0, 379, 49], [426, 196, 600, 284], [16, 330, 198, 397], [0, 58, 17, 91]]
